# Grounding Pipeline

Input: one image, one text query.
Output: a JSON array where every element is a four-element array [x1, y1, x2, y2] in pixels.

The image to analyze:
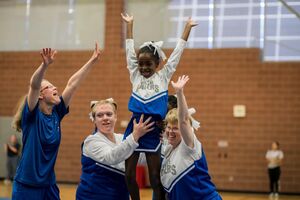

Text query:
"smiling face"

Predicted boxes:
[[138, 53, 158, 78], [93, 103, 117, 135], [165, 122, 182, 148], [39, 80, 60, 105], [165, 108, 182, 148]]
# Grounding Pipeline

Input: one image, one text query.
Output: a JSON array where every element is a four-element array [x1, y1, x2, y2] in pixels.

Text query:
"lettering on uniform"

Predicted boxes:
[[161, 160, 176, 176], [136, 80, 159, 93]]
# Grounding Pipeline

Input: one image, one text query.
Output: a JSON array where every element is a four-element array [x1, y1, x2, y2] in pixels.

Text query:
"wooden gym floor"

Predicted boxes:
[[0, 182, 299, 200]]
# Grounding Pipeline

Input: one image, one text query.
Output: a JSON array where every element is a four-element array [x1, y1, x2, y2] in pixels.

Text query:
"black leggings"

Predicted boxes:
[[268, 167, 281, 193]]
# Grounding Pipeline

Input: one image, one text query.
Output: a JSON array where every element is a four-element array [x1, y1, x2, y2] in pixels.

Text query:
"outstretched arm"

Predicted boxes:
[[121, 13, 139, 80], [181, 17, 198, 41], [121, 13, 133, 39], [28, 48, 57, 111], [62, 42, 100, 107], [161, 18, 196, 82], [171, 75, 194, 148]]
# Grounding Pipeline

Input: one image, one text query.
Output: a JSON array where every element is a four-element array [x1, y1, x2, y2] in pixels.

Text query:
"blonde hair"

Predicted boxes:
[[91, 99, 118, 120], [165, 108, 178, 125], [11, 94, 27, 132], [165, 108, 192, 126]]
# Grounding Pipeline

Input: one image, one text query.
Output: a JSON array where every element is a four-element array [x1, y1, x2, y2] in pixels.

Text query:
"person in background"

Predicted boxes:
[[4, 134, 21, 184], [266, 141, 284, 198]]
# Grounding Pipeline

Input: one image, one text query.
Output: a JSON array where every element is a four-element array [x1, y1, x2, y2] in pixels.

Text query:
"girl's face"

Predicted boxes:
[[94, 103, 117, 135], [39, 80, 61, 105], [165, 122, 182, 148], [138, 53, 158, 78], [271, 142, 279, 150]]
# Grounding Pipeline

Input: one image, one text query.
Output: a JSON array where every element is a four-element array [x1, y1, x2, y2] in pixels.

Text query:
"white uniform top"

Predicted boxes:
[[126, 38, 187, 115], [160, 135, 221, 200], [265, 149, 284, 169], [161, 135, 202, 192], [83, 132, 138, 172]]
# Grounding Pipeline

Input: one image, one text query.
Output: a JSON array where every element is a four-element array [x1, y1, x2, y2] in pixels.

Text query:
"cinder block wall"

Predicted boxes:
[[0, 0, 299, 193]]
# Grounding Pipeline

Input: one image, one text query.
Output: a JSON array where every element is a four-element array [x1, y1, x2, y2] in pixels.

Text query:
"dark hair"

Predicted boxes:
[[138, 42, 160, 65], [274, 141, 280, 148], [168, 95, 177, 111]]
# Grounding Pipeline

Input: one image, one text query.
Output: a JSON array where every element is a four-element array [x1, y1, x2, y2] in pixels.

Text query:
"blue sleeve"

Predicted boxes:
[[21, 98, 38, 129], [54, 96, 69, 121]]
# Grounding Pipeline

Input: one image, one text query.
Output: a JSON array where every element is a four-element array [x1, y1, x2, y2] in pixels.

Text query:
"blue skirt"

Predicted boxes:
[[123, 113, 162, 152]]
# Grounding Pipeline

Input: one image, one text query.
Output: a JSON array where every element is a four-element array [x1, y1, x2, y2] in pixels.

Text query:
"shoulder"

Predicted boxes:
[[84, 133, 103, 144]]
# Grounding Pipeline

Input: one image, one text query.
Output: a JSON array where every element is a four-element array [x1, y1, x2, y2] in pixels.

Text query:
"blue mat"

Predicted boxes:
[[0, 198, 10, 200]]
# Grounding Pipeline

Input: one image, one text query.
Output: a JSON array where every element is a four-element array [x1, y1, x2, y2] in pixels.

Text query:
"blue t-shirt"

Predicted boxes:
[[14, 97, 69, 187]]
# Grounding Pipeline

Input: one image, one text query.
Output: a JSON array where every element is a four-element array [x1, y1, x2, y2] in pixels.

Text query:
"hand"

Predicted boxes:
[[159, 131, 165, 143], [90, 42, 101, 63], [121, 13, 134, 24], [132, 114, 155, 142], [171, 75, 190, 92], [186, 17, 198, 28], [40, 48, 57, 66]]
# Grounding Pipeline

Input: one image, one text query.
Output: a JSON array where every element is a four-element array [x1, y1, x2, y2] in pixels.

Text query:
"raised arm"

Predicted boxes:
[[121, 13, 138, 80], [181, 17, 198, 41], [121, 13, 133, 39], [28, 48, 57, 111], [171, 75, 194, 148], [62, 42, 100, 107], [160, 18, 197, 82]]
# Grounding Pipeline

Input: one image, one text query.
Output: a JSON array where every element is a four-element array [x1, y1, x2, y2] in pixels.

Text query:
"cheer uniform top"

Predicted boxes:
[[123, 38, 187, 152], [76, 132, 138, 200], [161, 135, 222, 200]]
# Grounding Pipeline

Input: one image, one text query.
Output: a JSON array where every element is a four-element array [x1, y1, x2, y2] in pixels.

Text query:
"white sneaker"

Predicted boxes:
[[3, 179, 11, 185], [269, 193, 274, 199]]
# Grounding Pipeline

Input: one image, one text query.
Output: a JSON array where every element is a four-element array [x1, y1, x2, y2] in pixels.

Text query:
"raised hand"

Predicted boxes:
[[171, 75, 190, 92], [186, 17, 198, 28], [132, 114, 155, 142], [121, 13, 134, 24], [90, 42, 101, 63], [40, 48, 57, 66]]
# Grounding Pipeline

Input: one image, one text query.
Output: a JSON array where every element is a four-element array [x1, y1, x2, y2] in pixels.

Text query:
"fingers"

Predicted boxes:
[[145, 121, 155, 129], [95, 41, 98, 51], [135, 115, 154, 133], [121, 13, 133, 21], [171, 81, 175, 87], [51, 50, 57, 59], [144, 116, 152, 124], [139, 114, 144, 124], [41, 48, 57, 57], [186, 17, 198, 27], [40, 51, 45, 60], [147, 126, 155, 132]]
